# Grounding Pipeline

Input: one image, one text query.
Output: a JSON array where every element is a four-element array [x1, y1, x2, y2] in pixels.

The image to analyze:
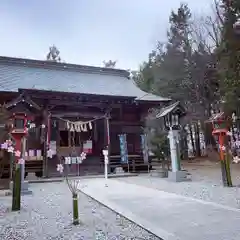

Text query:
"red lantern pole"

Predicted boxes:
[[210, 114, 232, 187]]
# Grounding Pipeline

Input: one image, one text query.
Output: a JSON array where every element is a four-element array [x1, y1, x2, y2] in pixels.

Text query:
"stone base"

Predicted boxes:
[[150, 169, 168, 178], [9, 181, 33, 195], [168, 170, 191, 182]]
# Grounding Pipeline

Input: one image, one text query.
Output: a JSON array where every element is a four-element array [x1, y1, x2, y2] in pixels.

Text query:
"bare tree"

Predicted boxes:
[[190, 0, 223, 53]]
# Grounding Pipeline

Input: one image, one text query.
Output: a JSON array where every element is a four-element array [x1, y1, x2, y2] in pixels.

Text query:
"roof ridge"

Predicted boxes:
[[0, 56, 130, 78]]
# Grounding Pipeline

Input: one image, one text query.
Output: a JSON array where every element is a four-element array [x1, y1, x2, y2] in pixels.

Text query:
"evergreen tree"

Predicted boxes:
[[153, 3, 192, 103], [218, 0, 240, 113], [134, 3, 220, 120], [133, 51, 157, 92]]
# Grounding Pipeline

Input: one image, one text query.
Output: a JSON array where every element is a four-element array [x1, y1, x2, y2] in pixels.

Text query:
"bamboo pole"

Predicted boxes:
[[12, 158, 21, 211], [225, 150, 233, 187], [72, 193, 79, 225]]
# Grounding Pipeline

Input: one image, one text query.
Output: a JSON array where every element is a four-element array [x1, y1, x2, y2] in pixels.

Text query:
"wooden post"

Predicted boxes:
[[21, 137, 26, 183], [43, 110, 50, 178], [12, 138, 22, 211], [104, 113, 111, 172], [43, 125, 47, 178]]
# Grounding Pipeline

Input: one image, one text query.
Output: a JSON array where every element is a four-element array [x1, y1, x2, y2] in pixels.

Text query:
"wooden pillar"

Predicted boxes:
[[104, 113, 111, 163], [43, 110, 50, 178]]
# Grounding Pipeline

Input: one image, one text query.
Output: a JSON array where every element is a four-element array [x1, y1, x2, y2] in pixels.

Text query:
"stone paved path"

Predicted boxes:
[[0, 182, 159, 240], [79, 178, 240, 240]]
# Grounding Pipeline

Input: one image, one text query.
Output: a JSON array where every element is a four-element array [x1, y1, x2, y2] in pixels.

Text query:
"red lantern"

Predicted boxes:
[[210, 112, 229, 160], [10, 113, 32, 162]]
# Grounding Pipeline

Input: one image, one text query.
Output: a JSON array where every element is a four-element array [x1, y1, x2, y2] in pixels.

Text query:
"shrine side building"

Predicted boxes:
[[0, 56, 170, 177]]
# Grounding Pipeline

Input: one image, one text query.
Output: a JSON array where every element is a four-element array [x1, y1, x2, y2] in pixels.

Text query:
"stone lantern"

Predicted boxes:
[[156, 101, 189, 182]]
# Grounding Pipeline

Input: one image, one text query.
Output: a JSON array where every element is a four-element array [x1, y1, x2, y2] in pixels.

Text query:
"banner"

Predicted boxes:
[[119, 134, 128, 163], [140, 134, 149, 164]]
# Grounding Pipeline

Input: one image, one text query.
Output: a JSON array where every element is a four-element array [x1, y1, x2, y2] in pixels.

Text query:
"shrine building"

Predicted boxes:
[[0, 56, 170, 178]]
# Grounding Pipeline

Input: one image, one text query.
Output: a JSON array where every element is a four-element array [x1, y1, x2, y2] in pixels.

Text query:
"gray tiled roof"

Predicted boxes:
[[156, 101, 185, 118], [0, 57, 169, 102]]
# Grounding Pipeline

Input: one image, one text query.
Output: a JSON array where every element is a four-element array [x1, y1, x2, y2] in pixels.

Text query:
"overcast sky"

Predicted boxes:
[[0, 0, 212, 70]]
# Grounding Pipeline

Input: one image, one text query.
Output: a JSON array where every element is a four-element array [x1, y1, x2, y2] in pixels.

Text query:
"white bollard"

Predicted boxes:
[[102, 149, 109, 187]]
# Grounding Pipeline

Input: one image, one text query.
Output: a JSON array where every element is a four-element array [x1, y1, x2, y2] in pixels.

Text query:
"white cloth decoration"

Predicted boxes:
[[63, 119, 96, 132], [75, 124, 80, 132], [66, 121, 70, 130], [81, 124, 87, 132], [70, 123, 74, 132]]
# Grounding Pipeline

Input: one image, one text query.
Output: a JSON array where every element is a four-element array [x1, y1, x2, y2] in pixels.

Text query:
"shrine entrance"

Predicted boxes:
[[47, 114, 108, 177]]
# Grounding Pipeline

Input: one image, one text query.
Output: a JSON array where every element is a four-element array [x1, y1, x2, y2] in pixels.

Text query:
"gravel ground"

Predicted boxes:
[[0, 182, 160, 240], [118, 171, 240, 209]]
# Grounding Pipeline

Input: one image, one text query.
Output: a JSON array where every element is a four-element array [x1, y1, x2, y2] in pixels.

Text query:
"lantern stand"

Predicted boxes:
[[207, 112, 232, 187], [10, 113, 33, 200], [156, 102, 190, 182]]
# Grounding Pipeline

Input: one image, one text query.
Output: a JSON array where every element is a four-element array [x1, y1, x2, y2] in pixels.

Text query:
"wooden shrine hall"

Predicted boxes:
[[0, 56, 170, 178]]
